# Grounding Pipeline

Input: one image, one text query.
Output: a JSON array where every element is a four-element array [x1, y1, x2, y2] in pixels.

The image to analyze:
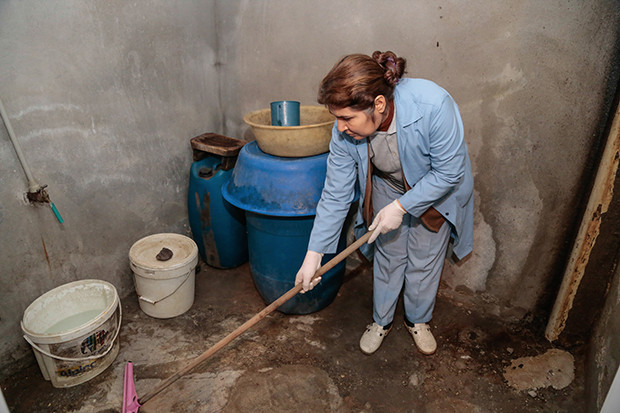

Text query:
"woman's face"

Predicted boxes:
[[330, 106, 382, 140], [329, 96, 388, 140]]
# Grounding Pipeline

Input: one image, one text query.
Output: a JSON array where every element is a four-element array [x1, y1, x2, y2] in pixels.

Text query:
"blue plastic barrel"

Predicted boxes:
[[245, 212, 346, 314], [222, 141, 327, 216], [188, 157, 248, 268], [222, 141, 347, 314]]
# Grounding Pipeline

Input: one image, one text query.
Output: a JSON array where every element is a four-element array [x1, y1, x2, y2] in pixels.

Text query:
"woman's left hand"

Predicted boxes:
[[294, 250, 323, 292], [368, 200, 406, 243]]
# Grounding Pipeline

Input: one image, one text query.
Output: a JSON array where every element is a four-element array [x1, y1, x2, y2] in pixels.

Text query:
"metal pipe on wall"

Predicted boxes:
[[0, 97, 63, 223], [0, 97, 42, 194]]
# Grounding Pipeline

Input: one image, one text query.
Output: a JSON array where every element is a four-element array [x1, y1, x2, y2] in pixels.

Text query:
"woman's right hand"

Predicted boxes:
[[294, 250, 323, 292], [368, 199, 407, 243]]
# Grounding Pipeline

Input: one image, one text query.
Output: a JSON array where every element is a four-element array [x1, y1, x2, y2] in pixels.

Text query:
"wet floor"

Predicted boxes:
[[2, 256, 586, 412]]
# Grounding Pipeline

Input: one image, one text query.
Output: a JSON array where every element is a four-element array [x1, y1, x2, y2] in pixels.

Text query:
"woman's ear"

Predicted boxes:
[[374, 95, 387, 113]]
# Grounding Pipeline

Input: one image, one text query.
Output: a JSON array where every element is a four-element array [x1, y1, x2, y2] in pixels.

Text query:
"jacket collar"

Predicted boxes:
[[393, 79, 422, 128]]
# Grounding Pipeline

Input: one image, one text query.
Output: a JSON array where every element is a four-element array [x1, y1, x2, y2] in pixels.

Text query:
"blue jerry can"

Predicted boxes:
[[188, 134, 248, 269]]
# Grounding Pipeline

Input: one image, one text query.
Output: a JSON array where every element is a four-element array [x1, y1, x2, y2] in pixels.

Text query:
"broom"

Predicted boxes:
[[122, 230, 373, 412]]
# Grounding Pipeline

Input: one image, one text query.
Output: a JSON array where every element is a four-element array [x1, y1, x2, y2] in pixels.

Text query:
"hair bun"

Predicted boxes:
[[372, 51, 407, 87], [318, 52, 404, 110]]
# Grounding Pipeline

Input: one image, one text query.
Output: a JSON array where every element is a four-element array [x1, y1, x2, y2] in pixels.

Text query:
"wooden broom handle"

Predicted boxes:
[[139, 230, 374, 405]]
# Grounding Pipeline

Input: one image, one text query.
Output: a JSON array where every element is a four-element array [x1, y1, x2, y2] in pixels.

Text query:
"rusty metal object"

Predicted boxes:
[[26, 185, 50, 203], [545, 103, 620, 341]]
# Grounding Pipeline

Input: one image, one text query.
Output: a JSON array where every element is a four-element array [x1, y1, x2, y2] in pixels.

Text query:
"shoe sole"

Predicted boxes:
[[415, 346, 436, 356]]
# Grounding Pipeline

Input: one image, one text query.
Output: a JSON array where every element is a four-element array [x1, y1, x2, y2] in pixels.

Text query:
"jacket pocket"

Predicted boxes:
[[420, 207, 445, 233]]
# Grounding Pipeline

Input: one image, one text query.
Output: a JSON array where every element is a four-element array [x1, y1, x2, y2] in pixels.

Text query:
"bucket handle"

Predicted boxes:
[[22, 300, 123, 362], [135, 270, 192, 305]]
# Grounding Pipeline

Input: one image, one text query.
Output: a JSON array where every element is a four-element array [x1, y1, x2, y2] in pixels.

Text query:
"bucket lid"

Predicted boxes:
[[222, 141, 328, 216], [129, 233, 198, 275]]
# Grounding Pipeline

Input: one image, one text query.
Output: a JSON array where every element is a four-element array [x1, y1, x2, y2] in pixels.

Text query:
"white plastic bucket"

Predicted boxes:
[[20, 279, 121, 388], [129, 233, 198, 319]]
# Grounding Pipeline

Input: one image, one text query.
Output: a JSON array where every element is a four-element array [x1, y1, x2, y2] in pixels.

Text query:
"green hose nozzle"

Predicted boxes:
[[50, 202, 64, 224]]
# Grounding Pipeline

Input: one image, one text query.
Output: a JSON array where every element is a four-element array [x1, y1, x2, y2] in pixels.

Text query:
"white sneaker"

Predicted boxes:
[[359, 322, 392, 355], [406, 322, 437, 355]]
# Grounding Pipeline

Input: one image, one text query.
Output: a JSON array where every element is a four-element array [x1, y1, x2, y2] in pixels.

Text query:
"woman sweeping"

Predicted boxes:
[[295, 51, 474, 355]]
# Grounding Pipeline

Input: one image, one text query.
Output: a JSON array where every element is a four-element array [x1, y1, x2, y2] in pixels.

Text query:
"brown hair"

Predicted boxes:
[[317, 51, 407, 111]]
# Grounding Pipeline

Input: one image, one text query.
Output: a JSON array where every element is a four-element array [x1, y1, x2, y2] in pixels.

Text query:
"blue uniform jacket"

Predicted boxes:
[[308, 78, 474, 261]]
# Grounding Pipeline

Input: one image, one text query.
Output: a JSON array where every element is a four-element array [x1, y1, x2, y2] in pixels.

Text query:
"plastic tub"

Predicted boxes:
[[21, 280, 121, 388], [244, 105, 334, 157]]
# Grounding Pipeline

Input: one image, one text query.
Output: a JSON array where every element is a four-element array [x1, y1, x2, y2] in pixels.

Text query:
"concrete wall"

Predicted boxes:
[[587, 257, 620, 411], [216, 0, 620, 318], [1, 0, 618, 378], [584, 151, 620, 411], [0, 0, 219, 374]]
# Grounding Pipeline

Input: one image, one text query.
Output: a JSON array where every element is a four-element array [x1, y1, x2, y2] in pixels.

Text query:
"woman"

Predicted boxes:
[[295, 51, 473, 355]]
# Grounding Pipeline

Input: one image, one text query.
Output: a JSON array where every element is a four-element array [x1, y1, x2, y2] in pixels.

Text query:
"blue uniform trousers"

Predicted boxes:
[[371, 176, 451, 326]]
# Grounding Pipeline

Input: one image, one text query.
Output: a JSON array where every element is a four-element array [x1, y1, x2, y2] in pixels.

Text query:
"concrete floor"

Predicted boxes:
[[3, 256, 586, 412]]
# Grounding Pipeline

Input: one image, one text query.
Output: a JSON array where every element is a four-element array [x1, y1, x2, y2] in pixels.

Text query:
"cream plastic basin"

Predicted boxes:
[[243, 105, 335, 157]]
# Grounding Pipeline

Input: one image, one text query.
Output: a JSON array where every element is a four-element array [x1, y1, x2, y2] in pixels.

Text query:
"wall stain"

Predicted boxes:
[[41, 236, 53, 276]]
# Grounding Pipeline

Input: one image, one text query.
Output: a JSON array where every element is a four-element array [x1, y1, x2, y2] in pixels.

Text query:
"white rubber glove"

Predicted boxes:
[[368, 200, 407, 243], [294, 250, 323, 292]]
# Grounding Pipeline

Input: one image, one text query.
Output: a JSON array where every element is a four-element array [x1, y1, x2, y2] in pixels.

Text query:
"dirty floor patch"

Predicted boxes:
[[2, 261, 586, 412], [223, 365, 342, 412], [503, 348, 575, 392]]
